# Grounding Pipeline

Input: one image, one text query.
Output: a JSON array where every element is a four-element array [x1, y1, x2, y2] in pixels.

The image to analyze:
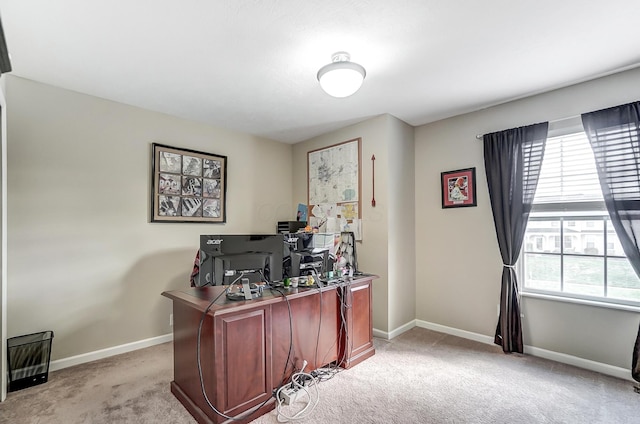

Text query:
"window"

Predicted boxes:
[[535, 236, 543, 251], [552, 235, 560, 251], [564, 235, 574, 251], [522, 130, 640, 306]]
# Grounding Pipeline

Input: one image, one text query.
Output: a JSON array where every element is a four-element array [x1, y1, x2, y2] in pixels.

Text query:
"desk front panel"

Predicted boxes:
[[215, 306, 272, 417], [271, 288, 340, 384]]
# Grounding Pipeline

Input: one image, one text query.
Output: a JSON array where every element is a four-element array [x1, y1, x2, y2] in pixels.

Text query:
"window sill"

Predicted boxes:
[[521, 291, 640, 313]]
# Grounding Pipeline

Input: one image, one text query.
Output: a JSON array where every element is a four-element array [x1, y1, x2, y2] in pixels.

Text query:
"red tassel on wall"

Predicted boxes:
[[371, 154, 376, 207]]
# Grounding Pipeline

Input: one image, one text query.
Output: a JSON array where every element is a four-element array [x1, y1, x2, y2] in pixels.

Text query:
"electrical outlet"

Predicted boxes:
[[169, 313, 173, 326], [497, 304, 500, 317]]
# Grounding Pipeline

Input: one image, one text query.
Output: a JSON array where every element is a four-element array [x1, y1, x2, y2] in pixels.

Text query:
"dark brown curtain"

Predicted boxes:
[[483, 123, 548, 353], [581, 101, 640, 381], [0, 18, 11, 74]]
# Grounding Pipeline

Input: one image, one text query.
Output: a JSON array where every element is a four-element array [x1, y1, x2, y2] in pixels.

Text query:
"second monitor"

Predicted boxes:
[[282, 232, 337, 279]]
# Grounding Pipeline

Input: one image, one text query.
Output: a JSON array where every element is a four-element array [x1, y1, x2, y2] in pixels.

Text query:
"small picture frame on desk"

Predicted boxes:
[[151, 143, 227, 223], [441, 167, 477, 208]]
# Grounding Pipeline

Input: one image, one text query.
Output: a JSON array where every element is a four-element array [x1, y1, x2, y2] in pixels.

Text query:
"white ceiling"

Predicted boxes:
[[2, 1, 640, 144]]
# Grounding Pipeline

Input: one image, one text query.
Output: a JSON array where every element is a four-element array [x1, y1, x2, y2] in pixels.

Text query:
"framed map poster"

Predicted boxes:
[[307, 138, 361, 237], [150, 143, 227, 223]]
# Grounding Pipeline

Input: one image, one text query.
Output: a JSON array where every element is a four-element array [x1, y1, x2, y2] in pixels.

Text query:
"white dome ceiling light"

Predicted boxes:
[[317, 52, 366, 98]]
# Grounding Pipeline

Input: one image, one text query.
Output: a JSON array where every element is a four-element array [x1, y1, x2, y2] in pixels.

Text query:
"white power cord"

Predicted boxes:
[[275, 360, 320, 422]]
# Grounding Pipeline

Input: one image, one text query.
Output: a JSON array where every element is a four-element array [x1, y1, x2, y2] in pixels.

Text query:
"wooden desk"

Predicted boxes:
[[162, 275, 376, 424]]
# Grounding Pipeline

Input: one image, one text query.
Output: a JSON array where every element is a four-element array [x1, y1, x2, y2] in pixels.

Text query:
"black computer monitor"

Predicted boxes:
[[198, 234, 283, 286], [282, 232, 314, 278]]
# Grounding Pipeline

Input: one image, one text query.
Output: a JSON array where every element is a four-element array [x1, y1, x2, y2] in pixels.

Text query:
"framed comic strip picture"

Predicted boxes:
[[151, 143, 227, 223], [441, 167, 477, 208]]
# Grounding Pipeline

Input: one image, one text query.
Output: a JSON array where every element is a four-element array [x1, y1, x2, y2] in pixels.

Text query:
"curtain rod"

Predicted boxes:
[[475, 113, 582, 140]]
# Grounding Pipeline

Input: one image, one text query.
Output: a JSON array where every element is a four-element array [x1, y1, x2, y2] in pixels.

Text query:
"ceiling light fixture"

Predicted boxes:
[[317, 51, 366, 98]]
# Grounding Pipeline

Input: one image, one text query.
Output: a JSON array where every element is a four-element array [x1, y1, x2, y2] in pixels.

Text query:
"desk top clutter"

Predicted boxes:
[[188, 230, 360, 308]]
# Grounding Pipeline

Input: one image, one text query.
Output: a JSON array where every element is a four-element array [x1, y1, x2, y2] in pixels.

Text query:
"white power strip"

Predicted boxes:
[[275, 361, 319, 422], [279, 385, 300, 405]]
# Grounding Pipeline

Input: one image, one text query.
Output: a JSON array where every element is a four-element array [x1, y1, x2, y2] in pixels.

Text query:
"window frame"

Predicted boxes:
[[519, 120, 640, 310]]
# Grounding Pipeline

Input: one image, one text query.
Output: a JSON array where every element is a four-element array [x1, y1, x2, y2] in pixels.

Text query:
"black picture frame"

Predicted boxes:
[[151, 143, 227, 223], [441, 167, 477, 208]]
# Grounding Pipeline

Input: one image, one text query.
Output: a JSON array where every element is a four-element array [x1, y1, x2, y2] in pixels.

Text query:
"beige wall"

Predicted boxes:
[[386, 116, 415, 331], [415, 67, 640, 369], [292, 114, 416, 333], [1, 75, 7, 401], [6, 76, 293, 361]]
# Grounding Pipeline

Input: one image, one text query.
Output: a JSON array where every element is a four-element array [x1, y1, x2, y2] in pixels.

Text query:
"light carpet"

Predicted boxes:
[[1, 327, 638, 423]]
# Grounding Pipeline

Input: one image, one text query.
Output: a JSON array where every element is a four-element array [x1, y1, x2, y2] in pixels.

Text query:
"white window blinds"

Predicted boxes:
[[533, 132, 603, 204], [587, 122, 640, 201]]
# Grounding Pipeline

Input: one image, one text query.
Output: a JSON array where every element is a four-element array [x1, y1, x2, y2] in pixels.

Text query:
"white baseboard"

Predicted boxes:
[[373, 320, 416, 340], [523, 345, 634, 382], [49, 333, 173, 372], [414, 319, 634, 382], [416, 320, 495, 345], [372, 328, 388, 339]]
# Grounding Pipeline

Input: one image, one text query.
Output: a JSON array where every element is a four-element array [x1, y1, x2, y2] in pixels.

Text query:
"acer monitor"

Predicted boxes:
[[198, 234, 283, 286]]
